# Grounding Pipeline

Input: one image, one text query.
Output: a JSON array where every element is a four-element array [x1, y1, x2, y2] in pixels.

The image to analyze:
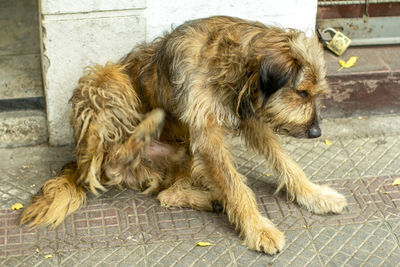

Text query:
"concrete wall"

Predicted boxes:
[[40, 0, 318, 145]]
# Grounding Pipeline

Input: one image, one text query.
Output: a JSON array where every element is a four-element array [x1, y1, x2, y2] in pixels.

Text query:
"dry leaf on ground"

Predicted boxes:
[[338, 56, 358, 71], [11, 203, 23, 210], [196, 242, 215, 247], [325, 140, 333, 146], [392, 178, 400, 186]]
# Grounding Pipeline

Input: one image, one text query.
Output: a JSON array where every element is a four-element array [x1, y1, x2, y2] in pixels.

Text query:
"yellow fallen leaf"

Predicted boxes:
[[35, 248, 40, 253], [196, 242, 215, 247], [325, 140, 333, 146], [11, 203, 23, 210], [265, 173, 271, 177], [392, 178, 400, 186], [44, 255, 53, 259], [338, 56, 358, 71]]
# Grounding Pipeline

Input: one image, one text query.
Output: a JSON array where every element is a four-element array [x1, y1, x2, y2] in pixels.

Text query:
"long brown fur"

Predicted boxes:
[[20, 16, 346, 254]]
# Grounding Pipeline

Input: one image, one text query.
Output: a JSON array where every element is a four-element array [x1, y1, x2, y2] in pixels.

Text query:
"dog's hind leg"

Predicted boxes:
[[157, 178, 221, 212], [241, 118, 347, 215], [104, 109, 165, 189]]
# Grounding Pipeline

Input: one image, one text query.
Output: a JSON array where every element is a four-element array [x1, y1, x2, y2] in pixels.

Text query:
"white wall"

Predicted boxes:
[[145, 0, 317, 41], [40, 0, 317, 145]]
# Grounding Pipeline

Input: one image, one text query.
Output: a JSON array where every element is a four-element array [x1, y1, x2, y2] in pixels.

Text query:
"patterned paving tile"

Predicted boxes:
[[308, 221, 400, 266], [283, 138, 359, 182], [341, 136, 400, 178], [0, 145, 74, 209], [228, 230, 322, 267], [58, 245, 146, 267], [1, 175, 399, 259], [251, 182, 309, 231], [0, 165, 51, 209], [58, 238, 233, 267], [362, 175, 400, 220], [1, 133, 400, 264], [144, 237, 233, 267], [235, 137, 359, 183], [300, 176, 400, 228], [386, 218, 400, 246], [0, 145, 74, 168], [0, 252, 58, 267]]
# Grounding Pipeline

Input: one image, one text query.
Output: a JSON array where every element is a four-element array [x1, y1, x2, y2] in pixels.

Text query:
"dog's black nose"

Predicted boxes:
[[308, 125, 321, 138]]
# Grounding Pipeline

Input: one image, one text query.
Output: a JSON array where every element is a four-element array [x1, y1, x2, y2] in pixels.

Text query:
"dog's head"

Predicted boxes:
[[245, 32, 328, 139]]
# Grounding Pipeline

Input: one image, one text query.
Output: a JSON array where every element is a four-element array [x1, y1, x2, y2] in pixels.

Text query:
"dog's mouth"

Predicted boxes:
[[274, 127, 308, 139]]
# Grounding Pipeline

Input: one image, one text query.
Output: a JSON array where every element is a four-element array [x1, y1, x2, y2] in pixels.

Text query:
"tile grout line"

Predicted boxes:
[[341, 221, 385, 266], [382, 220, 400, 247], [309, 141, 347, 180], [284, 230, 322, 266], [362, 137, 400, 177], [295, 196, 325, 266], [117, 245, 145, 265], [342, 137, 400, 235], [363, 224, 397, 266], [376, 141, 400, 177], [303, 228, 325, 266], [312, 225, 347, 265], [226, 239, 239, 267], [337, 138, 383, 227], [339, 138, 368, 179], [98, 246, 121, 266]]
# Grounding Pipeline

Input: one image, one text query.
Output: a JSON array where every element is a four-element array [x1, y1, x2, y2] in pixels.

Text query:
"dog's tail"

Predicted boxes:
[[19, 162, 85, 228]]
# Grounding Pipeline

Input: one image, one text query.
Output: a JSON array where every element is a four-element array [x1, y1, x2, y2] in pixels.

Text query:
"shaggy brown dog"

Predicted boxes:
[[20, 16, 347, 254]]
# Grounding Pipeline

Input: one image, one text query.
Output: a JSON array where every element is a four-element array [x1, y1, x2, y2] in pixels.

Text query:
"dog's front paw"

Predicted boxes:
[[297, 185, 347, 214], [244, 220, 285, 255]]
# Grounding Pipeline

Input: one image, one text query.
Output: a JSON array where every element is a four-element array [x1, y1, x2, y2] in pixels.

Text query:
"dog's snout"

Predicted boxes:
[[308, 125, 321, 138]]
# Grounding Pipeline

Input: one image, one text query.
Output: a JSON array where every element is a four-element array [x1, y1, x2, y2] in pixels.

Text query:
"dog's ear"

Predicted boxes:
[[236, 72, 259, 119], [259, 55, 301, 102], [237, 95, 254, 119]]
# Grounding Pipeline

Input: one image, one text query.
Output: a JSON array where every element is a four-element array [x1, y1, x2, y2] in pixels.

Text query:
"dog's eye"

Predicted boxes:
[[296, 90, 309, 98]]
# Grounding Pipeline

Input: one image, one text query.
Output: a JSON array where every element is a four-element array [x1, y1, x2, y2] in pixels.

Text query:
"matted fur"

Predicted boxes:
[[21, 16, 346, 254]]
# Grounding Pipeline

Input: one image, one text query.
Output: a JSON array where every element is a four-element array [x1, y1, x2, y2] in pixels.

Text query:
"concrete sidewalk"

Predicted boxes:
[[0, 115, 399, 266]]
